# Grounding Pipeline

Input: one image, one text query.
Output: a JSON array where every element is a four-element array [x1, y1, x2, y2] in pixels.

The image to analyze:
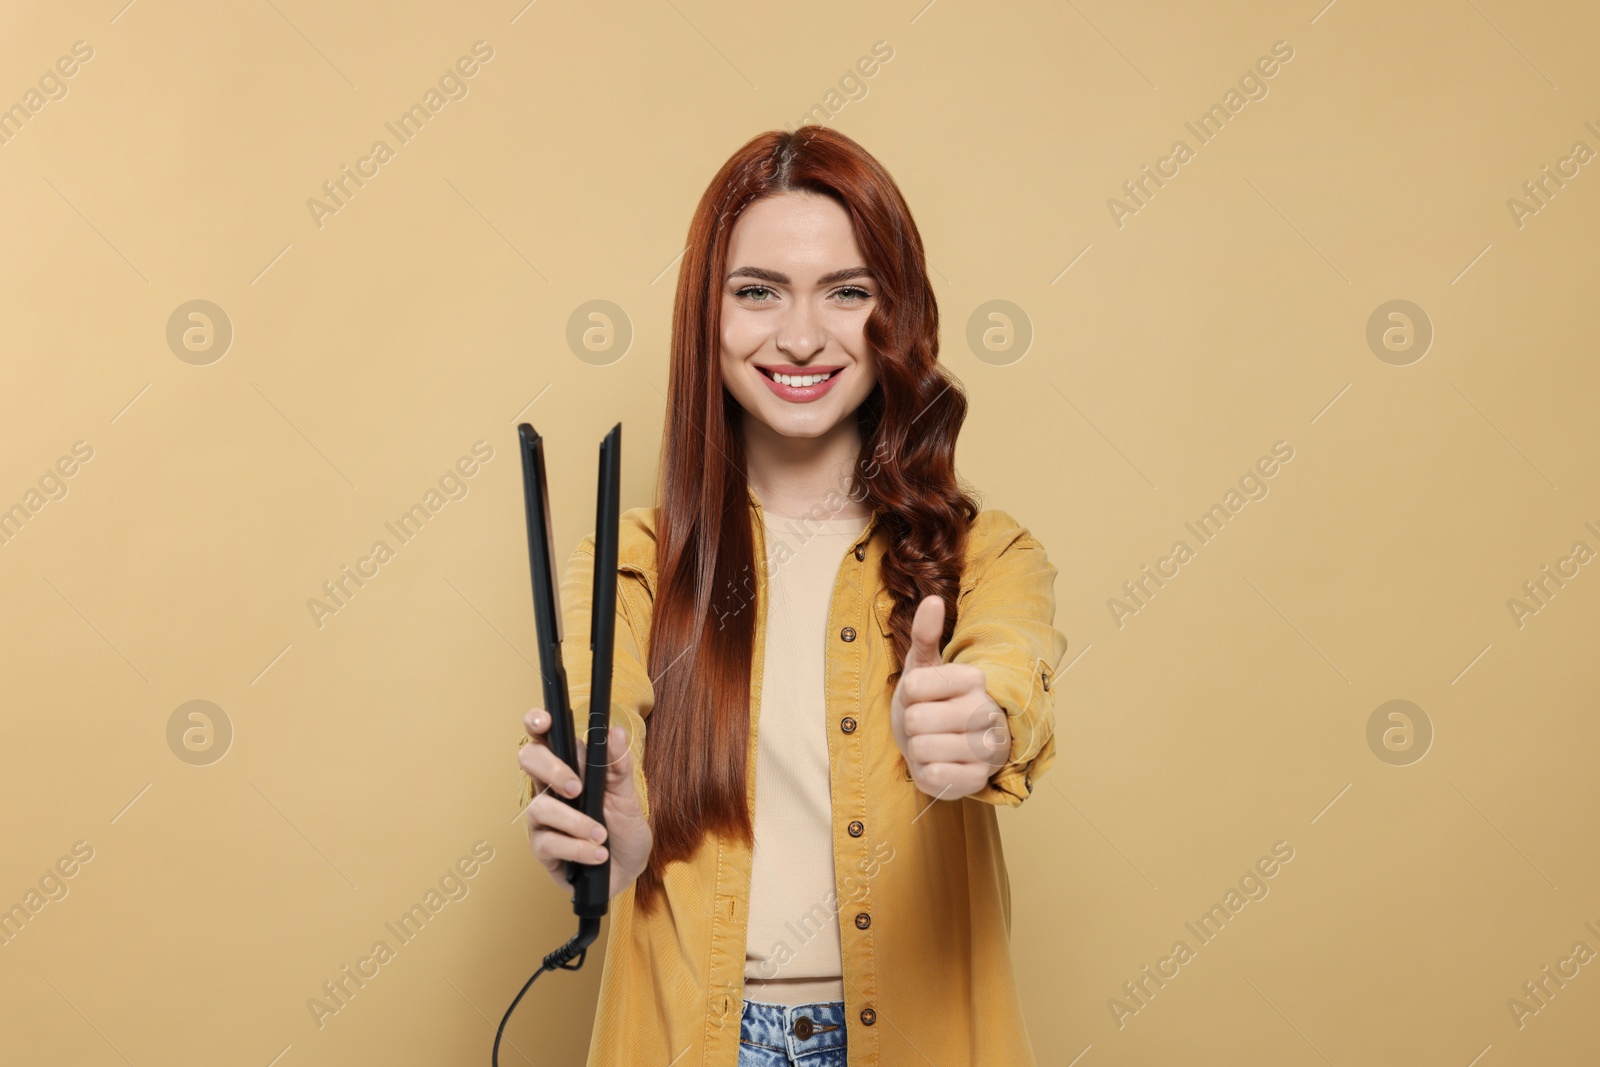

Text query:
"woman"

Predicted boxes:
[[517, 126, 1068, 1067]]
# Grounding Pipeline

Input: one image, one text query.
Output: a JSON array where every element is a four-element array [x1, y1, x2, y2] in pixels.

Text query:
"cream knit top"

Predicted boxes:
[[742, 507, 871, 1006]]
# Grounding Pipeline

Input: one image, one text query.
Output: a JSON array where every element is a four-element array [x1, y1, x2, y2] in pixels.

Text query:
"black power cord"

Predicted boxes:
[[493, 916, 601, 1066]]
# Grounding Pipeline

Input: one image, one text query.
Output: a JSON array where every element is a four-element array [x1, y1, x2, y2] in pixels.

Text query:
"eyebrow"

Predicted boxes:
[[726, 266, 874, 286]]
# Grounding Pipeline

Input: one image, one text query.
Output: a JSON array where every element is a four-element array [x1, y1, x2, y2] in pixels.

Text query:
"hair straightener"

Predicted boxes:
[[493, 421, 620, 1066]]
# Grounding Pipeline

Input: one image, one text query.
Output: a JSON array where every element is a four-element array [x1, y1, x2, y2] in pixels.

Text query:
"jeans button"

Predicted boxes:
[[794, 1016, 814, 1040]]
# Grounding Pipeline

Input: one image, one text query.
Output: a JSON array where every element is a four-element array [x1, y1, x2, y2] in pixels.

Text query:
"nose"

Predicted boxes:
[[774, 299, 826, 362]]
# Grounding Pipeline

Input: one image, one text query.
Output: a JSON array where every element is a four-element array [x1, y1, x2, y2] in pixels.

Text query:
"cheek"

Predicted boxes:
[[721, 308, 768, 356], [847, 349, 879, 395], [841, 317, 875, 370], [718, 342, 740, 381]]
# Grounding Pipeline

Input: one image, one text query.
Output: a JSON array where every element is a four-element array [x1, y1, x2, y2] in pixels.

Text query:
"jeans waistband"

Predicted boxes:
[[740, 996, 848, 1059]]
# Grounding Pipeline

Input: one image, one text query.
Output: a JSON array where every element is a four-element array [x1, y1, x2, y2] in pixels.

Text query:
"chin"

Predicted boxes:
[[760, 413, 835, 438]]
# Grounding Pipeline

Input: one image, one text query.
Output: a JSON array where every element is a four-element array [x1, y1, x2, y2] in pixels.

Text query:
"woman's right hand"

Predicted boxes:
[[519, 707, 652, 901]]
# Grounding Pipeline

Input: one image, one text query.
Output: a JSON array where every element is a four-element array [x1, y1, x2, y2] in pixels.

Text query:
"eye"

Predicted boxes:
[[835, 286, 872, 303], [735, 285, 776, 302]]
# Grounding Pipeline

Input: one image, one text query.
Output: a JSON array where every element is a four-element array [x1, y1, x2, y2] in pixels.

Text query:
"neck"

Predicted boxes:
[[741, 409, 871, 520]]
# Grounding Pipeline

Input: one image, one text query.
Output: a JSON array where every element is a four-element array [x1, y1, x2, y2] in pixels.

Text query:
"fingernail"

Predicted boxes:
[[590, 826, 605, 842], [566, 779, 581, 795], [593, 846, 607, 861]]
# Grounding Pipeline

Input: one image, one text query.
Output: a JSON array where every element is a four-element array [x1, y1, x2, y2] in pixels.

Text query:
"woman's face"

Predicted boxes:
[[719, 191, 880, 441]]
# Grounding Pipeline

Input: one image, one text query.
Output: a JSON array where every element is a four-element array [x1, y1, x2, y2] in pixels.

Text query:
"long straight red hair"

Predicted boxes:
[[636, 126, 978, 913]]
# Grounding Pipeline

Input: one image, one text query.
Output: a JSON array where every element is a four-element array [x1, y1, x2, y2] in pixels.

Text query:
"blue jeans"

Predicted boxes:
[[737, 997, 848, 1066]]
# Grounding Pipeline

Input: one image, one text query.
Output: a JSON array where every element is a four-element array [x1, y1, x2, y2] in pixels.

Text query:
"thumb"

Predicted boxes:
[[905, 594, 946, 673], [604, 725, 633, 788], [603, 725, 646, 813]]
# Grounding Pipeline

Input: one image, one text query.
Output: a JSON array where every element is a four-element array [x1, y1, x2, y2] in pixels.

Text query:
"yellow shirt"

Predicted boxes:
[[517, 484, 1068, 1066]]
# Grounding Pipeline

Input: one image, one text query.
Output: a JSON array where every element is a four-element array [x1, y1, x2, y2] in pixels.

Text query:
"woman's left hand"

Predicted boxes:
[[890, 595, 1011, 800]]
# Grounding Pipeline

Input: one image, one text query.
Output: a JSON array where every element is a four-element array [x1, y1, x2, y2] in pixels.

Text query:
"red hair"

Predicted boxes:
[[637, 126, 978, 913]]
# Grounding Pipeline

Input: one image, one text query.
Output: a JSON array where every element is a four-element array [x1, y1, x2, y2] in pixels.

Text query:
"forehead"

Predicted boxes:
[[727, 192, 864, 273]]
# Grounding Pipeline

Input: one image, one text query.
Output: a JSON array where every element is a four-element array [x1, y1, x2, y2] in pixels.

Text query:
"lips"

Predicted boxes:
[[756, 364, 844, 403]]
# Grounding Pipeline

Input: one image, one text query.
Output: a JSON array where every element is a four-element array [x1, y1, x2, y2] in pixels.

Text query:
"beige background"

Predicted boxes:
[[2, 1, 1597, 1064]]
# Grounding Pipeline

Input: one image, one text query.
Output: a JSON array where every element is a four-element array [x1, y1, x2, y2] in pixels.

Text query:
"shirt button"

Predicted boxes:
[[840, 626, 857, 642], [854, 912, 871, 929], [840, 717, 857, 734], [1042, 669, 1051, 691], [854, 545, 866, 561], [847, 820, 864, 837], [860, 1007, 877, 1026]]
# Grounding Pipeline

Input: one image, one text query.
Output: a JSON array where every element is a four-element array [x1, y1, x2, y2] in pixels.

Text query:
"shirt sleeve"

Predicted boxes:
[[941, 516, 1068, 807], [517, 534, 655, 832]]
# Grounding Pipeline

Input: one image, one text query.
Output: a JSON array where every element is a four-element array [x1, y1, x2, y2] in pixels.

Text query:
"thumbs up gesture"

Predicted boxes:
[[890, 594, 1011, 800]]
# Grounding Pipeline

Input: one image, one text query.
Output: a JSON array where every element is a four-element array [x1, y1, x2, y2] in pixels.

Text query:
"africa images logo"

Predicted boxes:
[[306, 41, 495, 230]]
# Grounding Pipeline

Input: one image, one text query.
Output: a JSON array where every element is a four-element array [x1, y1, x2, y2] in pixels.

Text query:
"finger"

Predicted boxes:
[[907, 725, 1008, 765], [532, 847, 562, 880], [518, 737, 583, 798], [913, 761, 989, 798], [527, 830, 563, 880], [531, 827, 609, 867], [523, 706, 552, 740], [530, 791, 608, 844], [904, 595, 946, 673], [899, 663, 988, 707], [903, 692, 999, 736]]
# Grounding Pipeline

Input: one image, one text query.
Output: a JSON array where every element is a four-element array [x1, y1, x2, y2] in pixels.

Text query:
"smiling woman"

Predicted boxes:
[[516, 126, 1068, 1067]]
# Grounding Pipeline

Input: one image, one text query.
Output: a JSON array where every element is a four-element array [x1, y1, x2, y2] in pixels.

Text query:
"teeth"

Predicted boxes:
[[772, 371, 833, 387]]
